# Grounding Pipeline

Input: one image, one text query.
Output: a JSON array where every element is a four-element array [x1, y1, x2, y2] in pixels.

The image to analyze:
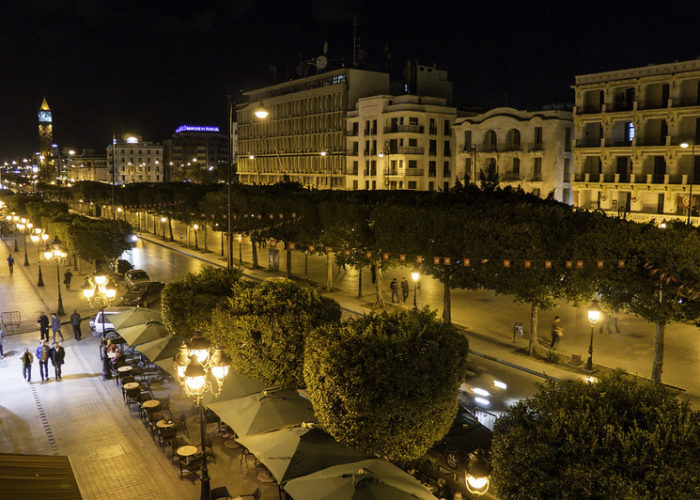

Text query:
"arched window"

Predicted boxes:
[[506, 129, 521, 149], [483, 130, 497, 152]]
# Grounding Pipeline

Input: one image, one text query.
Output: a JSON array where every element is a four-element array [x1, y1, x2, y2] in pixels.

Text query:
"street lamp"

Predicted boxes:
[[17, 221, 30, 266], [12, 215, 19, 252], [585, 299, 602, 371], [160, 216, 167, 239], [680, 141, 696, 225], [465, 450, 491, 496], [193, 223, 199, 250], [83, 273, 117, 379], [44, 247, 67, 316], [411, 271, 420, 308], [174, 333, 230, 500], [30, 230, 48, 286]]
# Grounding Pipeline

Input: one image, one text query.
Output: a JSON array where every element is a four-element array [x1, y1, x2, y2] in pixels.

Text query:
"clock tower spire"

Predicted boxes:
[[38, 98, 54, 179]]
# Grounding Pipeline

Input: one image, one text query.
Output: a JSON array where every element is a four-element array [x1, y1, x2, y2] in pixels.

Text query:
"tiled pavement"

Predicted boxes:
[[0, 238, 278, 499]]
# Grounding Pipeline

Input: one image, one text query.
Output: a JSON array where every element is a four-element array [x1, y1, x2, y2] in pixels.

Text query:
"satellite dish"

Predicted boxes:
[[315, 55, 328, 70]]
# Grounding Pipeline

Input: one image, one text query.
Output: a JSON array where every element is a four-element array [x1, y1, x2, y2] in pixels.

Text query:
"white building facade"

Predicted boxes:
[[345, 94, 457, 191], [572, 59, 700, 223], [107, 135, 164, 185], [454, 107, 574, 202]]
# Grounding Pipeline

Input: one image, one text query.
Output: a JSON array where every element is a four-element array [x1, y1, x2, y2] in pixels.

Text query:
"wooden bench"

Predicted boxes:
[[569, 353, 582, 366]]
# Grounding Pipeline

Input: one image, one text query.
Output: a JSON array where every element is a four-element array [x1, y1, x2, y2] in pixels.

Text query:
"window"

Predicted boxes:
[[409, 117, 418, 125], [353, 180, 358, 190], [533, 158, 542, 180], [506, 129, 521, 149], [534, 127, 543, 147], [444, 120, 451, 135], [429, 118, 437, 134], [352, 142, 358, 155], [371, 120, 377, 134], [443, 141, 451, 156], [408, 181, 417, 189], [565, 127, 572, 152], [443, 161, 450, 177], [352, 122, 359, 135], [512, 158, 520, 175], [464, 131, 472, 149], [429, 140, 437, 155], [372, 180, 376, 190], [429, 161, 436, 177], [625, 122, 635, 143], [370, 160, 376, 175], [563, 158, 570, 182], [429, 181, 434, 191], [443, 181, 450, 192], [483, 130, 497, 152], [364, 161, 370, 176], [409, 138, 418, 147], [352, 160, 358, 175], [408, 159, 418, 169], [365, 181, 370, 189]]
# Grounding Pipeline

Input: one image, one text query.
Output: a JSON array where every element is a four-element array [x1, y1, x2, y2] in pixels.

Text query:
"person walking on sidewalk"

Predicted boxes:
[[36, 341, 50, 381], [0, 327, 5, 359], [550, 316, 563, 349], [50, 313, 64, 343], [50, 342, 65, 380], [21, 347, 33, 382], [63, 270, 73, 290], [390, 278, 399, 303], [7, 254, 14, 274], [37, 312, 50, 342], [400, 278, 409, 303], [70, 310, 82, 340]]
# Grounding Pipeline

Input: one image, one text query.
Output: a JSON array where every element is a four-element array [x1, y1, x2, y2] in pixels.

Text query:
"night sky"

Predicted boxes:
[[1, 0, 699, 160]]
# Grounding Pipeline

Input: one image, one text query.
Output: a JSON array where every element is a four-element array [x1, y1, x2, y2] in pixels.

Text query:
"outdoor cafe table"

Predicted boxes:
[[123, 382, 140, 391], [156, 419, 175, 429], [176, 445, 198, 458], [141, 399, 160, 410], [117, 365, 133, 374]]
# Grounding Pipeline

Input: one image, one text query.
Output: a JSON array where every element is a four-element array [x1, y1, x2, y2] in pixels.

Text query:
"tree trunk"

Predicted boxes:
[[168, 218, 174, 241], [374, 266, 384, 307], [326, 251, 333, 291], [651, 322, 665, 384], [442, 277, 451, 324], [203, 226, 208, 251], [286, 248, 292, 277], [527, 303, 538, 356], [251, 236, 259, 268], [304, 253, 308, 277], [358, 266, 362, 297]]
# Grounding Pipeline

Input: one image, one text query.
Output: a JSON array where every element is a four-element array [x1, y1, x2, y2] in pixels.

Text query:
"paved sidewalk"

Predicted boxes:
[[0, 237, 278, 499], [135, 231, 700, 409]]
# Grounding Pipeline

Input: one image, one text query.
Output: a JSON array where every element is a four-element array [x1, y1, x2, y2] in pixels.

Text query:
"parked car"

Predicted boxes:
[[109, 259, 134, 280], [124, 269, 150, 288], [429, 405, 493, 472], [119, 281, 165, 307], [89, 308, 129, 336]]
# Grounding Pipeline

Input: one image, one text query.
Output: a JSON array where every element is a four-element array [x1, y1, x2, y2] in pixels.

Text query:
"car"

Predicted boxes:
[[124, 269, 150, 288], [119, 281, 165, 307], [429, 405, 493, 472], [89, 308, 130, 336], [109, 259, 134, 279]]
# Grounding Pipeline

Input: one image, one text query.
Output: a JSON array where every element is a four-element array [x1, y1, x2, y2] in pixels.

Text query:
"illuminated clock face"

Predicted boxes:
[[38, 110, 52, 123]]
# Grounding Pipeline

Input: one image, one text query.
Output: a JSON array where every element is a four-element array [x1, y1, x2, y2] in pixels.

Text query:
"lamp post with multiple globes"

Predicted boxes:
[[44, 247, 67, 316], [174, 333, 230, 500], [30, 230, 49, 286], [83, 274, 117, 379], [585, 299, 602, 371]]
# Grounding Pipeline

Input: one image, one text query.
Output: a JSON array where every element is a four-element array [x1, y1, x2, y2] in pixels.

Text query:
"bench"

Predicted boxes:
[[569, 353, 582, 366]]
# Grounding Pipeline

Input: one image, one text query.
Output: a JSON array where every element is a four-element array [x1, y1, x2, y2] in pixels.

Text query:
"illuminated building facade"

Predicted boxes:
[[237, 68, 390, 188], [454, 107, 574, 203], [106, 135, 164, 185], [64, 150, 109, 183], [572, 59, 700, 224], [345, 94, 457, 191], [163, 125, 230, 183]]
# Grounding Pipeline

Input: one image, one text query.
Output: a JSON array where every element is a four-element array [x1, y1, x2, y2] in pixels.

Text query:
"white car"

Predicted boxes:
[[89, 309, 129, 336]]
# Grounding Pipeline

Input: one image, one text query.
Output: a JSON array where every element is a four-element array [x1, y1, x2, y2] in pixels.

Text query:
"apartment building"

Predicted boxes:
[[454, 107, 574, 202], [64, 150, 109, 183], [236, 68, 390, 188], [162, 125, 230, 183], [106, 135, 164, 185], [572, 59, 700, 223], [345, 94, 457, 191]]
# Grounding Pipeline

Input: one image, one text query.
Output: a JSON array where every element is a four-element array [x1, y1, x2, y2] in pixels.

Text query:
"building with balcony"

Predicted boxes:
[[106, 135, 164, 185], [162, 125, 230, 183], [345, 94, 457, 191], [236, 68, 390, 189], [454, 107, 574, 202], [572, 59, 700, 223], [64, 150, 109, 183]]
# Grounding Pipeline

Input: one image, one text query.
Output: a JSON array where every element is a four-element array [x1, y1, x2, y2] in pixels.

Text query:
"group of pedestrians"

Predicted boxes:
[[37, 310, 82, 342], [21, 340, 65, 382], [390, 277, 411, 303]]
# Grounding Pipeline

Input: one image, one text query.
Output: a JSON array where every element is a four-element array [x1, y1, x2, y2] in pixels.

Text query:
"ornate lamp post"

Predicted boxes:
[[584, 299, 602, 371], [193, 223, 199, 250], [30, 230, 48, 286], [44, 247, 67, 316], [411, 271, 420, 308], [160, 216, 167, 238], [83, 274, 117, 379], [12, 215, 19, 252], [465, 450, 491, 496], [174, 334, 230, 500], [16, 220, 31, 266]]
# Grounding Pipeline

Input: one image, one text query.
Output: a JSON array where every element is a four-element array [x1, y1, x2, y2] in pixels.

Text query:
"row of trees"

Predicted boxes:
[[161, 268, 469, 462], [0, 192, 133, 270], [42, 181, 700, 383]]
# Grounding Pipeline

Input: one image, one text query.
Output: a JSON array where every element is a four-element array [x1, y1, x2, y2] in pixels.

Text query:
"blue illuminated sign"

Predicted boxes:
[[175, 125, 220, 134]]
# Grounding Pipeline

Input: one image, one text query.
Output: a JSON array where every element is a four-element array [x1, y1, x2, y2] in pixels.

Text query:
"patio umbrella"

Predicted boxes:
[[207, 389, 315, 436], [109, 307, 162, 330], [118, 320, 168, 346], [136, 334, 186, 362], [154, 358, 177, 377], [237, 425, 371, 484], [283, 459, 437, 500], [202, 371, 265, 405]]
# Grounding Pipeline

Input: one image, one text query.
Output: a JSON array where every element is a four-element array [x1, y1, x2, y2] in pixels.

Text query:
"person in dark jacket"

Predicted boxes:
[[400, 278, 410, 302], [21, 347, 34, 382], [37, 311, 49, 342], [50, 313, 64, 343], [36, 341, 50, 381], [70, 310, 82, 340], [50, 342, 66, 380], [63, 270, 73, 290], [390, 278, 399, 303]]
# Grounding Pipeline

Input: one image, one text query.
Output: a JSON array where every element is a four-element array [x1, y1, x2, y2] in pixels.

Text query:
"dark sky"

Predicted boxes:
[[1, 0, 699, 160]]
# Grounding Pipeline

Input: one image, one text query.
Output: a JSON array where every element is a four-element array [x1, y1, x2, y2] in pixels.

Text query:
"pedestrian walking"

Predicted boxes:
[[390, 278, 399, 303], [63, 270, 73, 290], [37, 311, 50, 342], [70, 310, 82, 340], [400, 278, 409, 302], [36, 340, 50, 381], [21, 347, 33, 382], [600, 313, 622, 335], [50, 312, 64, 343], [7, 254, 14, 274], [550, 316, 563, 349], [0, 327, 5, 359], [50, 342, 65, 380]]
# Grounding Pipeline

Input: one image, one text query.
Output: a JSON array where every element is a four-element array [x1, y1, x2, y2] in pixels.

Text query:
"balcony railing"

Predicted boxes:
[[573, 173, 691, 185], [398, 146, 424, 154], [639, 99, 669, 110], [384, 124, 425, 134], [577, 104, 603, 114], [345, 130, 358, 136]]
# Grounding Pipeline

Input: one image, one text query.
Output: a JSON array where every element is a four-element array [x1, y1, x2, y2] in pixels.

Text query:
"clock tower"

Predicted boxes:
[[38, 98, 53, 178]]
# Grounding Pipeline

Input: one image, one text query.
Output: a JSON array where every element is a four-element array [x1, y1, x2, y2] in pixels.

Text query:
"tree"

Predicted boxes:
[[304, 308, 469, 461], [491, 371, 700, 499], [161, 266, 242, 337], [207, 279, 341, 389]]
